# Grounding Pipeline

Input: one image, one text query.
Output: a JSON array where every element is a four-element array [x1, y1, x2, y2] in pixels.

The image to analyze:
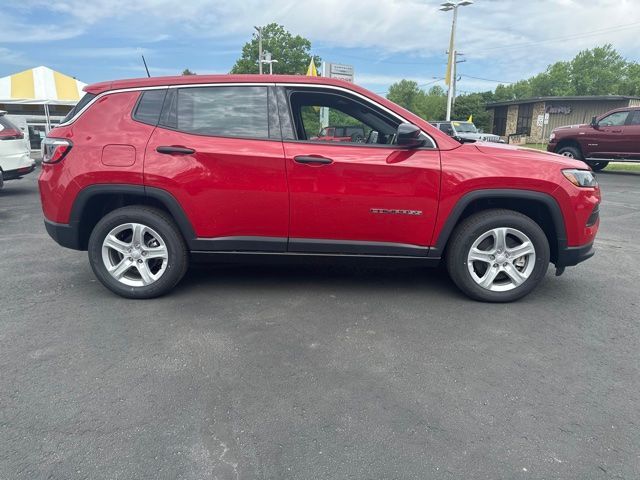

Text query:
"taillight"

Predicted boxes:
[[42, 138, 73, 164], [0, 127, 24, 140]]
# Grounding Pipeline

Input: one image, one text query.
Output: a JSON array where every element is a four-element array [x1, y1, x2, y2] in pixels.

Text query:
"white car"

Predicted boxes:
[[0, 111, 34, 189]]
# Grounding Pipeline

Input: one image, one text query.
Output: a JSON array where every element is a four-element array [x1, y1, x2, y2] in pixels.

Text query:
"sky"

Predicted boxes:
[[1, 0, 640, 96]]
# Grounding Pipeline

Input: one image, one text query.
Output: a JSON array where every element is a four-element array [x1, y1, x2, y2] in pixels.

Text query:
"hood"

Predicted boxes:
[[472, 142, 587, 169]]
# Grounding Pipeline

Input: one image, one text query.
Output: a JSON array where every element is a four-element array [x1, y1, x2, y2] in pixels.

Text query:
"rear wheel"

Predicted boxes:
[[445, 209, 550, 302], [88, 206, 188, 299], [585, 160, 609, 171]]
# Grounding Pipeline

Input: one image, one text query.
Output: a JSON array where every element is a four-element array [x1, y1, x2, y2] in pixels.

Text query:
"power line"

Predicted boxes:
[[468, 21, 640, 53], [460, 74, 514, 84]]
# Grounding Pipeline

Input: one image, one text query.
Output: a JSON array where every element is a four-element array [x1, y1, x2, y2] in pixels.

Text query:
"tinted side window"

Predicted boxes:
[[175, 86, 269, 138], [626, 110, 640, 125], [599, 111, 628, 127], [133, 90, 167, 125], [61, 93, 96, 123]]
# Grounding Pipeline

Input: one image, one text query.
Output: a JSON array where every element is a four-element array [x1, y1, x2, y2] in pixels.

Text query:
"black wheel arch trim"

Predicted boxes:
[[428, 189, 568, 258], [63, 184, 197, 250]]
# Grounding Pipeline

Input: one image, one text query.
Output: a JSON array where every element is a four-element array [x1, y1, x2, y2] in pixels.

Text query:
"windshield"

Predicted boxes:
[[452, 122, 477, 133]]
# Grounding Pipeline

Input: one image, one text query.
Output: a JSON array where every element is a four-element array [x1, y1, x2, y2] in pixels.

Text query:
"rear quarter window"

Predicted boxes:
[[61, 93, 96, 123], [133, 89, 167, 126]]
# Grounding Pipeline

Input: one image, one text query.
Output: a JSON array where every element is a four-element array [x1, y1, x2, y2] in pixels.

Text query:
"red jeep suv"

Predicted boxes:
[[39, 75, 600, 302]]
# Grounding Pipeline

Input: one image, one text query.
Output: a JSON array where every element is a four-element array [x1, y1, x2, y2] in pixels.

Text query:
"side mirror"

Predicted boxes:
[[397, 123, 424, 148], [591, 116, 599, 128]]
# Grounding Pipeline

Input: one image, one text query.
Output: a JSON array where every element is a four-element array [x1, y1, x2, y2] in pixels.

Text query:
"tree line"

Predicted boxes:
[[388, 45, 640, 132]]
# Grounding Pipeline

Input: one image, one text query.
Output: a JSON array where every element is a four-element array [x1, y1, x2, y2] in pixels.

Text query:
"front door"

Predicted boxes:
[[589, 110, 629, 158], [144, 85, 289, 250], [280, 86, 440, 256]]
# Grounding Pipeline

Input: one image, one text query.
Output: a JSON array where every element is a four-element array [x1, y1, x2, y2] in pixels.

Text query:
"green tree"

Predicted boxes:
[[453, 91, 494, 132], [387, 80, 424, 114], [182, 68, 196, 75], [570, 44, 626, 95], [231, 23, 321, 75]]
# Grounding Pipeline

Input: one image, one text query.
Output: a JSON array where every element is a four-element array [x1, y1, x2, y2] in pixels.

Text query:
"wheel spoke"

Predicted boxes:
[[132, 223, 145, 246], [144, 246, 168, 260], [494, 227, 508, 252], [503, 263, 527, 286], [479, 266, 500, 289], [104, 234, 130, 254], [468, 248, 494, 264], [507, 241, 535, 259], [135, 262, 154, 285], [109, 258, 132, 279]]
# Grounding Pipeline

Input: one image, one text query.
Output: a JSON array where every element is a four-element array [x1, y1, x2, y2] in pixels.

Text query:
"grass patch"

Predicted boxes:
[[606, 163, 640, 173]]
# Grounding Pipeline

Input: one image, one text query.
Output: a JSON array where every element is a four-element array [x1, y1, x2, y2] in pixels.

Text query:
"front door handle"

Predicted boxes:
[[156, 146, 196, 155], [294, 155, 333, 165]]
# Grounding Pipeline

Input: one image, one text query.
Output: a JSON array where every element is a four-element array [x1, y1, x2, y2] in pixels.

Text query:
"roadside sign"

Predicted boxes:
[[323, 62, 354, 82], [544, 113, 550, 125], [536, 114, 544, 127]]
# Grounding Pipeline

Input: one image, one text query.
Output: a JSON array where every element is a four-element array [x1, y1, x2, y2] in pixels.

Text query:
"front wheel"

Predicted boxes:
[[556, 145, 582, 160], [585, 160, 609, 171], [445, 209, 550, 302], [88, 206, 188, 299]]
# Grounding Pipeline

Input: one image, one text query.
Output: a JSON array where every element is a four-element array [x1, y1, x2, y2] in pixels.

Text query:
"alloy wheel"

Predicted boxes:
[[466, 227, 536, 292], [101, 222, 168, 287]]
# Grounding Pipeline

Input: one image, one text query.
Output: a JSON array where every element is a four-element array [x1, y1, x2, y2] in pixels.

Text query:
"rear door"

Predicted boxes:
[[278, 85, 440, 256], [143, 84, 289, 250], [622, 109, 640, 159]]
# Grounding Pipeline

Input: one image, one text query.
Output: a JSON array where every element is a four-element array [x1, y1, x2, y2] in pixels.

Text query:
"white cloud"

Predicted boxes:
[[7, 0, 640, 90]]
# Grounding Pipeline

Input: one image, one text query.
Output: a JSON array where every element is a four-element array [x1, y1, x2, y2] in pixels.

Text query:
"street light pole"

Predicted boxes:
[[440, 1, 473, 120], [254, 26, 263, 74]]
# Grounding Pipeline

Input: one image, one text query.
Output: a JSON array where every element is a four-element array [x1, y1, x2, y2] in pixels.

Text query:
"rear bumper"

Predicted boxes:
[[44, 219, 82, 250], [555, 242, 595, 268], [2, 163, 36, 180]]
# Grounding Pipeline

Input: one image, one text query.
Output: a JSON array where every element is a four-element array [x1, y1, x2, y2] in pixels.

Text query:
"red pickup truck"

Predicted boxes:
[[548, 106, 640, 171]]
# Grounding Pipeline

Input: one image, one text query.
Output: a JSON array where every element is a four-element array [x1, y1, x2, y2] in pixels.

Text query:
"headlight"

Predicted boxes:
[[549, 133, 556, 141], [562, 169, 597, 188]]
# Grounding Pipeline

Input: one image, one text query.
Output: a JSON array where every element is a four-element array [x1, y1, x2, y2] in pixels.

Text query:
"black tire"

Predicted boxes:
[[585, 160, 609, 171], [556, 145, 583, 160], [445, 209, 550, 302], [88, 206, 188, 299]]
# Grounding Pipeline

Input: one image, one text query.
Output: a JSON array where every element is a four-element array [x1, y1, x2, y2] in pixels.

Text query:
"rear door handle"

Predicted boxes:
[[294, 155, 333, 165], [156, 146, 195, 155]]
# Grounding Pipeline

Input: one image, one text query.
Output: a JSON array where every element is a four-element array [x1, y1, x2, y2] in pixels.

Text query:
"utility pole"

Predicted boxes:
[[440, 1, 473, 120], [452, 52, 465, 111], [254, 26, 263, 74]]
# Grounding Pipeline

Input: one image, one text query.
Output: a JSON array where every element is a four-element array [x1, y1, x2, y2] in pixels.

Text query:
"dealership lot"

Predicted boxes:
[[0, 172, 638, 479]]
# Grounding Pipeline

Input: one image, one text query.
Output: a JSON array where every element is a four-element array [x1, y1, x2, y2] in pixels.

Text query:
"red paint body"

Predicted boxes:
[[39, 74, 599, 253]]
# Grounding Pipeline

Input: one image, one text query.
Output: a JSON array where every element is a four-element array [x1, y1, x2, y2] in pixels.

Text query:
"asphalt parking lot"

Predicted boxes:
[[1, 171, 638, 480]]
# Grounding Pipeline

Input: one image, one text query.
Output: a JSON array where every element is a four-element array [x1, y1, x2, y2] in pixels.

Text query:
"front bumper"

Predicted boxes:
[[555, 242, 595, 268]]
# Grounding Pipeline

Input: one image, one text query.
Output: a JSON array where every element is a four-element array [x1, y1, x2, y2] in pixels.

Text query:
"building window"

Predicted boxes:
[[492, 106, 507, 136], [516, 103, 533, 135]]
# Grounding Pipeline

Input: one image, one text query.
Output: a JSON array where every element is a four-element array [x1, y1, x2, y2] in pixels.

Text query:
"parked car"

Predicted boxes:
[[39, 75, 600, 302], [430, 120, 503, 143], [312, 126, 366, 143], [548, 106, 640, 171], [0, 111, 35, 188]]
